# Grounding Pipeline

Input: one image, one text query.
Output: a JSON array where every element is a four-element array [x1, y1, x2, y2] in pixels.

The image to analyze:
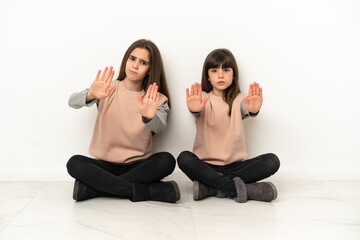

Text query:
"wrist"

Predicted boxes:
[[188, 106, 203, 112], [142, 116, 153, 122], [141, 111, 155, 121], [86, 90, 96, 102]]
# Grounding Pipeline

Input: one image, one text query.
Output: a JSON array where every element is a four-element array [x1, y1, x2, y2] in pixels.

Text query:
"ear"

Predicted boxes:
[[147, 70, 150, 75]]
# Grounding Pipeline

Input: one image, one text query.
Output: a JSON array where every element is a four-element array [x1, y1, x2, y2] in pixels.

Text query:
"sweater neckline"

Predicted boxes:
[[118, 80, 145, 95]]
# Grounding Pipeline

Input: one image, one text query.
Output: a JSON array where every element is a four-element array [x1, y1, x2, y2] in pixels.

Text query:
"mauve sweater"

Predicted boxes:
[[68, 80, 169, 164], [193, 91, 252, 166]]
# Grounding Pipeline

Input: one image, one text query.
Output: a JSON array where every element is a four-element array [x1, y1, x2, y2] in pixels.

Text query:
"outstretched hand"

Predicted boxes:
[[243, 82, 263, 113], [88, 66, 115, 100], [138, 83, 159, 120], [186, 82, 208, 112]]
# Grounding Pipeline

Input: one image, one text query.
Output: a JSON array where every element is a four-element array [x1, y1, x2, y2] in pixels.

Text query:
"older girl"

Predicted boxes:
[[67, 39, 180, 203]]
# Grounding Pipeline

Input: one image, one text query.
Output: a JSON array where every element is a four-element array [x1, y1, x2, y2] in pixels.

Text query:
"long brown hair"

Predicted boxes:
[[201, 48, 240, 116], [117, 39, 171, 109]]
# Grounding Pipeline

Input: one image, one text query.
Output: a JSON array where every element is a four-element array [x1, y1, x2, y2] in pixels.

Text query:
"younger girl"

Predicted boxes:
[[67, 39, 180, 203], [177, 49, 280, 203]]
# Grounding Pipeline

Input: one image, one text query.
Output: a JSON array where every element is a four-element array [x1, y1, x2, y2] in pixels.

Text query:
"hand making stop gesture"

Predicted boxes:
[[87, 66, 115, 100], [138, 83, 160, 120], [243, 82, 263, 114], [186, 82, 208, 112]]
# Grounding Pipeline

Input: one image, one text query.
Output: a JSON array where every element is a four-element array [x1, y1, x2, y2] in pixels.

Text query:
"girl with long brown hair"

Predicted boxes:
[[177, 48, 280, 203], [66, 39, 180, 203]]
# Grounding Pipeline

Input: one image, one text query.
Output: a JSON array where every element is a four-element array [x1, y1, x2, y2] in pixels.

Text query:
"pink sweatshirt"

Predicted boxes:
[[89, 80, 168, 164], [193, 91, 248, 166]]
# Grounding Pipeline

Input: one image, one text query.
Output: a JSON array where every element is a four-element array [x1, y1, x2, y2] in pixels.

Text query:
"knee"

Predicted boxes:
[[66, 155, 83, 178], [152, 152, 176, 172], [177, 151, 198, 170], [264, 153, 280, 174]]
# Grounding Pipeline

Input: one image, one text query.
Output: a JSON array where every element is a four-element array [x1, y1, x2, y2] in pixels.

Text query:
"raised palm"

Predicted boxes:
[[243, 82, 263, 113], [186, 82, 208, 112], [138, 83, 159, 120], [89, 66, 115, 99]]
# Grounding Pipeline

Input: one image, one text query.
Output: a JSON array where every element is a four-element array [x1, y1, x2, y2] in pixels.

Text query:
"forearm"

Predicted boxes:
[[68, 88, 99, 109]]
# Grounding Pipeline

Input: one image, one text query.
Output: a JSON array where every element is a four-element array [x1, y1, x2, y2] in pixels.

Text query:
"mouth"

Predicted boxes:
[[217, 81, 225, 84], [129, 70, 137, 75]]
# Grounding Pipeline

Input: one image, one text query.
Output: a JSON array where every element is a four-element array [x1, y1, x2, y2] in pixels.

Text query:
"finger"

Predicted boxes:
[[94, 70, 101, 82], [104, 66, 113, 81], [201, 97, 208, 107], [155, 92, 160, 104], [138, 94, 143, 107], [105, 85, 115, 96], [111, 70, 115, 82], [99, 66, 108, 81], [105, 70, 114, 86], [155, 85, 159, 99], [252, 82, 256, 96], [243, 97, 250, 106], [186, 88, 190, 98], [259, 87, 263, 98], [197, 83, 202, 96], [255, 82, 260, 96], [195, 82, 199, 95], [151, 83, 158, 100], [105, 68, 114, 84], [191, 84, 195, 96], [145, 84, 152, 99], [150, 84, 156, 100], [248, 84, 253, 97]]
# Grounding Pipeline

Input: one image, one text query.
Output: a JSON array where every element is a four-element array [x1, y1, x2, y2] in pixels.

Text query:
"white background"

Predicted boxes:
[[0, 0, 359, 180]]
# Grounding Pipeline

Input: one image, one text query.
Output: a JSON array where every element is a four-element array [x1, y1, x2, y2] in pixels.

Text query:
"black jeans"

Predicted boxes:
[[177, 151, 280, 196], [67, 152, 176, 199]]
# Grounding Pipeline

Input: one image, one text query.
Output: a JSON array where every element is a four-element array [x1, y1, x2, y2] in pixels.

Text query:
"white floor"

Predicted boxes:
[[1, 174, 359, 240]]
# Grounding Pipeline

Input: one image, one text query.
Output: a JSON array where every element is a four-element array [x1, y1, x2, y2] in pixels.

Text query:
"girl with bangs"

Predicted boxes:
[[66, 39, 180, 203], [177, 49, 280, 203]]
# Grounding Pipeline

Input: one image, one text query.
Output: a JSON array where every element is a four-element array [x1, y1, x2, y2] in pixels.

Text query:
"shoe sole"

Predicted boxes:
[[193, 181, 200, 201], [266, 182, 278, 200], [73, 180, 80, 201], [169, 181, 181, 201]]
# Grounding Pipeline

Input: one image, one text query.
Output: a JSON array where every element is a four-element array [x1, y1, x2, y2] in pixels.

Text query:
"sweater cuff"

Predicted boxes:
[[249, 111, 259, 117], [190, 111, 201, 117], [142, 114, 164, 134]]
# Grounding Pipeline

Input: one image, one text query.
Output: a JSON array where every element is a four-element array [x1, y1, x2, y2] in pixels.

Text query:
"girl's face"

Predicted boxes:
[[125, 48, 150, 83], [208, 65, 233, 95]]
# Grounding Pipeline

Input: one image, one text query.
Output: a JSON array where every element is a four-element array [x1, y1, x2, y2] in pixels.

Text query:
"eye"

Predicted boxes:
[[141, 61, 148, 66], [224, 68, 231, 72], [129, 56, 135, 61], [211, 69, 217, 73]]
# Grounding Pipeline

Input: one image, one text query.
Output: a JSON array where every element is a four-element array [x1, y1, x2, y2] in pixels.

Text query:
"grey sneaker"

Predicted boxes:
[[246, 182, 278, 202], [193, 181, 218, 200]]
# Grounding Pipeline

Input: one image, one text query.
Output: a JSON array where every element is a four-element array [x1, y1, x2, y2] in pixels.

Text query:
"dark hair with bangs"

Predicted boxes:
[[117, 39, 171, 109], [201, 48, 240, 115]]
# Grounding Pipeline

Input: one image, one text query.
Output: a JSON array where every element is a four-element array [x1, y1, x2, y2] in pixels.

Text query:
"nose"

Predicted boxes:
[[132, 60, 139, 69], [218, 69, 224, 78]]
